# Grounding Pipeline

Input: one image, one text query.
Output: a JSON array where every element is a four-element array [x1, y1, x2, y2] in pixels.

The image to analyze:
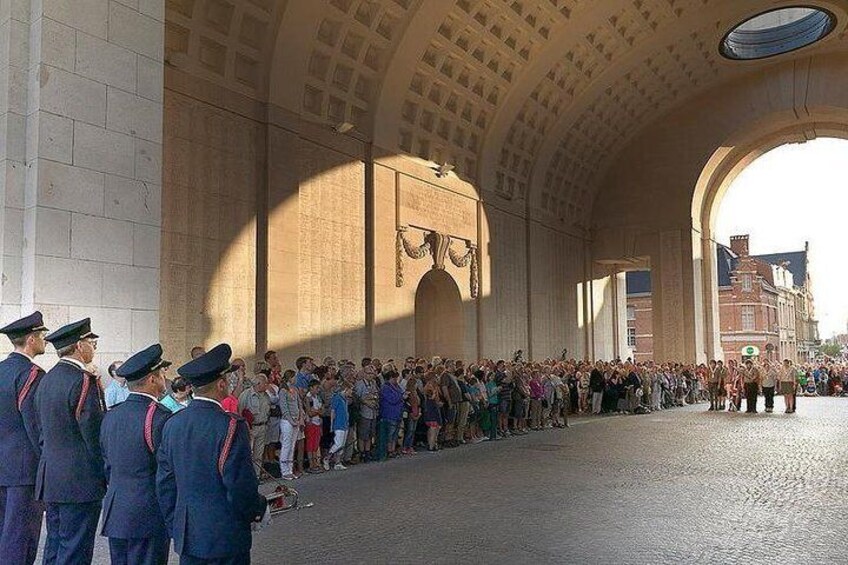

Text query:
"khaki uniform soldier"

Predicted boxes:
[[779, 360, 797, 414], [714, 362, 728, 410], [707, 361, 721, 411], [742, 360, 761, 414]]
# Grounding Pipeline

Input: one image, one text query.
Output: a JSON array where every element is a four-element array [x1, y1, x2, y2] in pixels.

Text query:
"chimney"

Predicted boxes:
[[729, 234, 749, 257]]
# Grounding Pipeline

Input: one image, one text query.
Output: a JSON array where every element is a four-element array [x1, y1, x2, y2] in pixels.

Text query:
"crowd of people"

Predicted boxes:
[[94, 348, 848, 481], [104, 351, 835, 481], [5, 306, 845, 565]]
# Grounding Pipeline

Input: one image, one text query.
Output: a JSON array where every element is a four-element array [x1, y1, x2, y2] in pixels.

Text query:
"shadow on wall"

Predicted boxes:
[[257, 292, 587, 370], [160, 88, 595, 370]]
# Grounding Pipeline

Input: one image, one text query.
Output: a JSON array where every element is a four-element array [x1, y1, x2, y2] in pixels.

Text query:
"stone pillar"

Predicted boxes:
[[589, 266, 620, 361], [0, 0, 29, 327], [4, 0, 165, 369], [612, 270, 628, 360], [651, 228, 707, 363], [580, 239, 592, 360], [701, 236, 723, 360]]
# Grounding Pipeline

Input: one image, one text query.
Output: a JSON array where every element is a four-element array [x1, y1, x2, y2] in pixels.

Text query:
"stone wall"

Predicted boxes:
[[481, 204, 528, 359], [160, 79, 598, 368], [161, 83, 595, 366], [0, 0, 165, 373], [0, 0, 28, 331], [161, 70, 264, 367], [371, 155, 479, 362], [528, 222, 585, 360], [265, 120, 367, 365]]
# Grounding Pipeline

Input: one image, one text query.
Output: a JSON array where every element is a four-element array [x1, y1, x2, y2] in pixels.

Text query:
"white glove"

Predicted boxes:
[[252, 503, 272, 533]]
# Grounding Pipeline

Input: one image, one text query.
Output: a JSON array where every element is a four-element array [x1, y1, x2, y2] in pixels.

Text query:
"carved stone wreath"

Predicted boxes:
[[396, 226, 479, 298]]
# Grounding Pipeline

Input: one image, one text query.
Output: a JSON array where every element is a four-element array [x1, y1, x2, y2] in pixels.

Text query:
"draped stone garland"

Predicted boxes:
[[395, 226, 429, 288], [395, 226, 479, 298], [448, 240, 479, 299]]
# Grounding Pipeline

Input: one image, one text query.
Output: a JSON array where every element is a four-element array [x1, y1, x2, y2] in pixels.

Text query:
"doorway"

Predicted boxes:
[[414, 269, 464, 360]]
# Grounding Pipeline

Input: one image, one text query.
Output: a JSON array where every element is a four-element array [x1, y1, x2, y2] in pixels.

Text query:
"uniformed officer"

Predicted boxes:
[[707, 359, 720, 411], [36, 318, 105, 565], [0, 312, 48, 565], [100, 344, 173, 565], [741, 359, 761, 414], [714, 361, 728, 410], [157, 344, 269, 564]]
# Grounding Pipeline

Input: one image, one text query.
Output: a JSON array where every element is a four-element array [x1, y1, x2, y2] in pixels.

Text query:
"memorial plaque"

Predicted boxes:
[[398, 175, 477, 242]]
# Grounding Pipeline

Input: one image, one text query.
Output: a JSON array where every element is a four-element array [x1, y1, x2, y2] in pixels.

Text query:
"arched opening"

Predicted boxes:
[[414, 269, 464, 360], [690, 112, 848, 362], [710, 138, 848, 363]]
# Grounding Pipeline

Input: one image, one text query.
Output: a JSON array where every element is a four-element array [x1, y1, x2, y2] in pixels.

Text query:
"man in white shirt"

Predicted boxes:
[[104, 361, 128, 409]]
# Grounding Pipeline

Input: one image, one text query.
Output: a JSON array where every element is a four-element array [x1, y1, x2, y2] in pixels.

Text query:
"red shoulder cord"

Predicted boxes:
[[75, 374, 92, 421], [144, 402, 158, 453], [217, 418, 239, 476], [16, 366, 40, 411], [75, 372, 104, 419]]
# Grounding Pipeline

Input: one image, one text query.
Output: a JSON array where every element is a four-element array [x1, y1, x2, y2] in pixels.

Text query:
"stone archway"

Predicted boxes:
[[414, 269, 464, 360], [591, 52, 848, 364], [691, 111, 848, 360]]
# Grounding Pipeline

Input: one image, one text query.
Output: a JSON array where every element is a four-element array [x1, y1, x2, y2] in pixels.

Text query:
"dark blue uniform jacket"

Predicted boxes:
[[100, 394, 171, 539], [156, 399, 266, 559], [0, 352, 44, 486], [35, 359, 106, 502]]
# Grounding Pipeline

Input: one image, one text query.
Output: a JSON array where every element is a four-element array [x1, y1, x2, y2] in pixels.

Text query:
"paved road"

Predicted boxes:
[[46, 397, 848, 564]]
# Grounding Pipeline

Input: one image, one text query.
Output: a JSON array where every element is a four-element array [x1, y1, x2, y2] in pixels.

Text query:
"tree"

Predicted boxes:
[[819, 342, 842, 358]]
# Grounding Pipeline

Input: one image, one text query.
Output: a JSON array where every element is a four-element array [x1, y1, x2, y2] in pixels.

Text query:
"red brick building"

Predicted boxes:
[[625, 278, 654, 363], [625, 234, 815, 362], [716, 235, 779, 363]]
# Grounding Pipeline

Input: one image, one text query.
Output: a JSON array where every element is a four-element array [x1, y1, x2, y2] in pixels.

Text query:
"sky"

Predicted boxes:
[[714, 137, 848, 338]]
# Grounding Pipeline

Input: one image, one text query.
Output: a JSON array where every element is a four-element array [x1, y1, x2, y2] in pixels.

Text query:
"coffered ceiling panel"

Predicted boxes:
[[165, 0, 848, 230]]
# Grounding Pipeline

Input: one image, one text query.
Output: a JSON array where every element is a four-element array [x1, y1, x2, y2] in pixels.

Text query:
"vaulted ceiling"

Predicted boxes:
[[164, 0, 848, 229]]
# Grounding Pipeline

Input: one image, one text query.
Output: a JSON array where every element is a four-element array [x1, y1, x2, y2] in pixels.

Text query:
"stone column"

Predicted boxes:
[[0, 0, 29, 326], [5, 0, 165, 368], [612, 270, 628, 360], [700, 236, 723, 360], [650, 228, 707, 363], [589, 265, 620, 361]]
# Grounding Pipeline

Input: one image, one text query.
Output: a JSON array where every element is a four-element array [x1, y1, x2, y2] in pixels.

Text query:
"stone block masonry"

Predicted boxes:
[[0, 0, 165, 374]]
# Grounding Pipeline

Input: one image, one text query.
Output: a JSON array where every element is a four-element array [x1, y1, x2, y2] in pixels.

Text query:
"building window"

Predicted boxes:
[[741, 274, 752, 291], [627, 328, 636, 347], [626, 305, 636, 321], [742, 305, 755, 331]]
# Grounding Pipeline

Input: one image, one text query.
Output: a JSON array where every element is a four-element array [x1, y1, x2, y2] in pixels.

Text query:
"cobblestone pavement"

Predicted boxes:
[[51, 397, 848, 564]]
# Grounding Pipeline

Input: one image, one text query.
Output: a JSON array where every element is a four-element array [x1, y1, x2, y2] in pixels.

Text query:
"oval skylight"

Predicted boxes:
[[720, 7, 836, 60]]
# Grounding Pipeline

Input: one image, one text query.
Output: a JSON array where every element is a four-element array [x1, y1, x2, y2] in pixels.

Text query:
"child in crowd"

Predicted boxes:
[[305, 379, 324, 473], [324, 384, 350, 470]]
